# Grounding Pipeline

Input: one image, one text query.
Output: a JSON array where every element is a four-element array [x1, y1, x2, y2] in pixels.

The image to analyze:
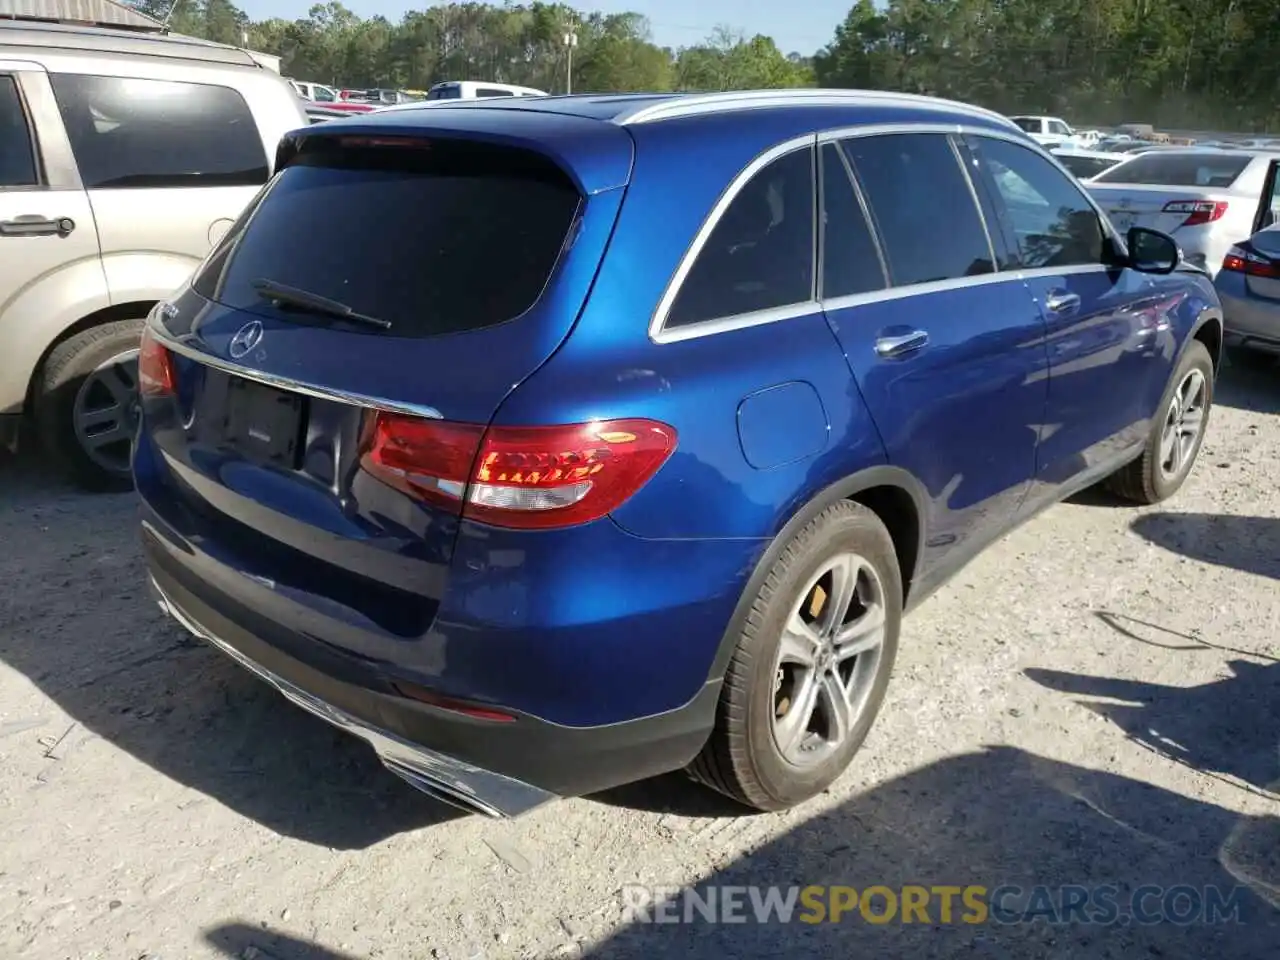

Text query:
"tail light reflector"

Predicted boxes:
[[1222, 243, 1280, 278], [362, 414, 677, 529], [138, 327, 177, 397], [1162, 200, 1227, 227]]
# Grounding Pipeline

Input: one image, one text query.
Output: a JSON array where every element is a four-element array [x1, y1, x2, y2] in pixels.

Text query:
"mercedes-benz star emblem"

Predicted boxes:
[[228, 320, 264, 360]]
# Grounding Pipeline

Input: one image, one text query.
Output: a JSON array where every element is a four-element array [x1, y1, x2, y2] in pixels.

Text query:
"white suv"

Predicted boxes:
[[0, 17, 305, 489]]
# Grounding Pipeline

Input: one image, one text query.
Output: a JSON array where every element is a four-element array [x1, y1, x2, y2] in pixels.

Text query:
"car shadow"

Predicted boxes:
[[0, 453, 459, 849], [584, 745, 1278, 958], [1130, 511, 1280, 581], [205, 923, 363, 960], [1214, 357, 1280, 415]]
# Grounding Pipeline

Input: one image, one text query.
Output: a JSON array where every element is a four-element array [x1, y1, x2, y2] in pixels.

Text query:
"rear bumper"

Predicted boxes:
[[141, 516, 724, 814], [1216, 274, 1280, 351]]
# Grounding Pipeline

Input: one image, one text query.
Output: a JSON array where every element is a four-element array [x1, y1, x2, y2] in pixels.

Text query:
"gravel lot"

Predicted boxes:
[[1, 363, 1278, 960]]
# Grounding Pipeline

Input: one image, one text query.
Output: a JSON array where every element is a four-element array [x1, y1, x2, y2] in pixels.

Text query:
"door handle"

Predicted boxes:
[[0, 215, 75, 237], [1044, 290, 1081, 314], [874, 329, 929, 359]]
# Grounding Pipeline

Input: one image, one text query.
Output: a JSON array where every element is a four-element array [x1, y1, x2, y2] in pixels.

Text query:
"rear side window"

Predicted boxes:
[[49, 74, 268, 189], [427, 85, 460, 100], [194, 138, 582, 338], [819, 143, 885, 298], [842, 133, 995, 287], [0, 76, 38, 187], [666, 146, 815, 328], [476, 88, 515, 98], [1093, 152, 1251, 187], [970, 136, 1105, 269]]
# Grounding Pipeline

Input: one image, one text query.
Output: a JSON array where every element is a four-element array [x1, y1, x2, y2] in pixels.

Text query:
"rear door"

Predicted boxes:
[[818, 132, 1048, 580], [46, 71, 272, 300], [0, 63, 102, 414], [965, 133, 1170, 489]]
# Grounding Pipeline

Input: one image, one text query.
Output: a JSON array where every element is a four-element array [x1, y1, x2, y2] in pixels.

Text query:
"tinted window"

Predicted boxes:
[[971, 136, 1105, 269], [476, 88, 516, 98], [1093, 152, 1251, 187], [193, 138, 581, 338], [0, 76, 37, 187], [666, 146, 814, 328], [819, 143, 885, 298], [49, 74, 268, 189], [1055, 154, 1119, 180], [1011, 117, 1040, 133], [843, 134, 994, 287], [426, 85, 460, 100]]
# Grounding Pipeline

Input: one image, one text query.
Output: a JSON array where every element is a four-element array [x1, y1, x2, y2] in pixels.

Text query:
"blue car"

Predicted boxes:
[[134, 90, 1223, 817], [1215, 224, 1280, 365]]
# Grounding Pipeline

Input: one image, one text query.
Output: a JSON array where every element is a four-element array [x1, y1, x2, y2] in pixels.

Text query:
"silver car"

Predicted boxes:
[[1215, 224, 1280, 365], [0, 16, 305, 489]]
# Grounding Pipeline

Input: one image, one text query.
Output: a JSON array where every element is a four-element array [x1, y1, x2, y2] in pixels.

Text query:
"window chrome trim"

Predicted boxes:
[[651, 122, 1127, 345], [145, 313, 445, 420], [819, 270, 1016, 313], [648, 133, 816, 342]]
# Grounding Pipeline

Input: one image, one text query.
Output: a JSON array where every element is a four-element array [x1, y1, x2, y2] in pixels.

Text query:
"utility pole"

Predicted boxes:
[[563, 29, 578, 94]]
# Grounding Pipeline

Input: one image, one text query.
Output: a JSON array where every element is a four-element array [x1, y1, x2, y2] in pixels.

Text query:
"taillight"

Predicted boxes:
[[1162, 200, 1227, 227], [138, 327, 176, 397], [1221, 243, 1280, 278], [362, 414, 678, 529]]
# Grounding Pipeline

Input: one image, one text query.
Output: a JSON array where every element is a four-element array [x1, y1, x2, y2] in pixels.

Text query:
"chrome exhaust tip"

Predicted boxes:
[[380, 757, 505, 818]]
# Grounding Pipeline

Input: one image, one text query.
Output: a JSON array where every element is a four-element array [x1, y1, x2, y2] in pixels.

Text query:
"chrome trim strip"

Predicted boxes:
[[819, 270, 1017, 313], [647, 133, 816, 342], [150, 576, 556, 819], [614, 89, 1020, 132], [146, 316, 445, 420], [653, 301, 824, 345]]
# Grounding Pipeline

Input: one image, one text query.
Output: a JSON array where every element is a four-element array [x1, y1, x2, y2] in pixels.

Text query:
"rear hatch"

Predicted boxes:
[[140, 116, 633, 664], [1086, 151, 1252, 235]]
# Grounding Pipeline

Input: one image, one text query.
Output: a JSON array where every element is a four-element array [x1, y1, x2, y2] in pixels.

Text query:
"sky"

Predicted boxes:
[[238, 0, 852, 55]]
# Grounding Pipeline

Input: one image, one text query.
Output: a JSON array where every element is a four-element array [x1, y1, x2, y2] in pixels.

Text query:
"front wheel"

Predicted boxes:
[[33, 319, 144, 492], [1106, 339, 1214, 505], [688, 500, 902, 811]]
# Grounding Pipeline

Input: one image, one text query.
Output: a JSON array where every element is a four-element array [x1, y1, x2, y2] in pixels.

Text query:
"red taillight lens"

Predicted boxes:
[[1162, 200, 1227, 227], [138, 327, 176, 397], [362, 414, 678, 529], [1222, 244, 1280, 278]]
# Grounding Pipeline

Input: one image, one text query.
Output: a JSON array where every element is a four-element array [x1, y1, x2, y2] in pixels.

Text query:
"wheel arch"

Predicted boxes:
[[1190, 305, 1223, 375], [706, 465, 928, 683]]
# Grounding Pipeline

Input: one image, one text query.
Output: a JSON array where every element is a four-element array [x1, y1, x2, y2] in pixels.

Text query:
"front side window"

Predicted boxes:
[[842, 133, 994, 287], [0, 75, 38, 187], [969, 136, 1106, 269], [426, 84, 461, 101], [1049, 120, 1071, 136], [49, 74, 268, 189], [665, 146, 815, 328], [313, 86, 337, 102], [476, 88, 516, 99]]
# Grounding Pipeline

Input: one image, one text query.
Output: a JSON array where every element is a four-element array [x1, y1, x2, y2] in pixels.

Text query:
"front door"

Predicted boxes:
[[817, 132, 1049, 582], [963, 133, 1172, 493]]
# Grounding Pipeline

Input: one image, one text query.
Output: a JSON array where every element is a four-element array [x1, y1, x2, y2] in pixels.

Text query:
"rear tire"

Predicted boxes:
[[33, 319, 144, 493], [1106, 340, 1213, 505], [688, 500, 902, 812]]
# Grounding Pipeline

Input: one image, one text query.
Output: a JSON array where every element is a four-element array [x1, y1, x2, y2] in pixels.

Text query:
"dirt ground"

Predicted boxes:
[[1, 363, 1278, 960]]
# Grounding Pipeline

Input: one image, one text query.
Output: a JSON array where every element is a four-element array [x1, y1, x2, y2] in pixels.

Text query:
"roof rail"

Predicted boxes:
[[613, 88, 1018, 131]]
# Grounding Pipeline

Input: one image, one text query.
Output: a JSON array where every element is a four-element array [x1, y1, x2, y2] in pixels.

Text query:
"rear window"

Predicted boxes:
[[1011, 117, 1040, 133], [193, 137, 582, 338], [1093, 152, 1252, 188], [1055, 154, 1119, 179]]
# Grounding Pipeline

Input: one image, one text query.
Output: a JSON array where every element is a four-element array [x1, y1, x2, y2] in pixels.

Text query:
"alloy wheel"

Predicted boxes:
[[73, 348, 141, 477]]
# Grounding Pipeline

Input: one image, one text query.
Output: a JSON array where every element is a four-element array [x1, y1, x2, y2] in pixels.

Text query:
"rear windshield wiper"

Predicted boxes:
[[250, 277, 392, 330]]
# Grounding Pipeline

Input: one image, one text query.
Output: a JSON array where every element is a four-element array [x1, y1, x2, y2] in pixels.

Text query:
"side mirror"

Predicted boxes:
[[1126, 226, 1180, 274]]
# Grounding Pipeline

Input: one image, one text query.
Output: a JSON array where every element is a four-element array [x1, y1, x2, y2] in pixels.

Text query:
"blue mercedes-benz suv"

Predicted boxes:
[[134, 90, 1223, 817]]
